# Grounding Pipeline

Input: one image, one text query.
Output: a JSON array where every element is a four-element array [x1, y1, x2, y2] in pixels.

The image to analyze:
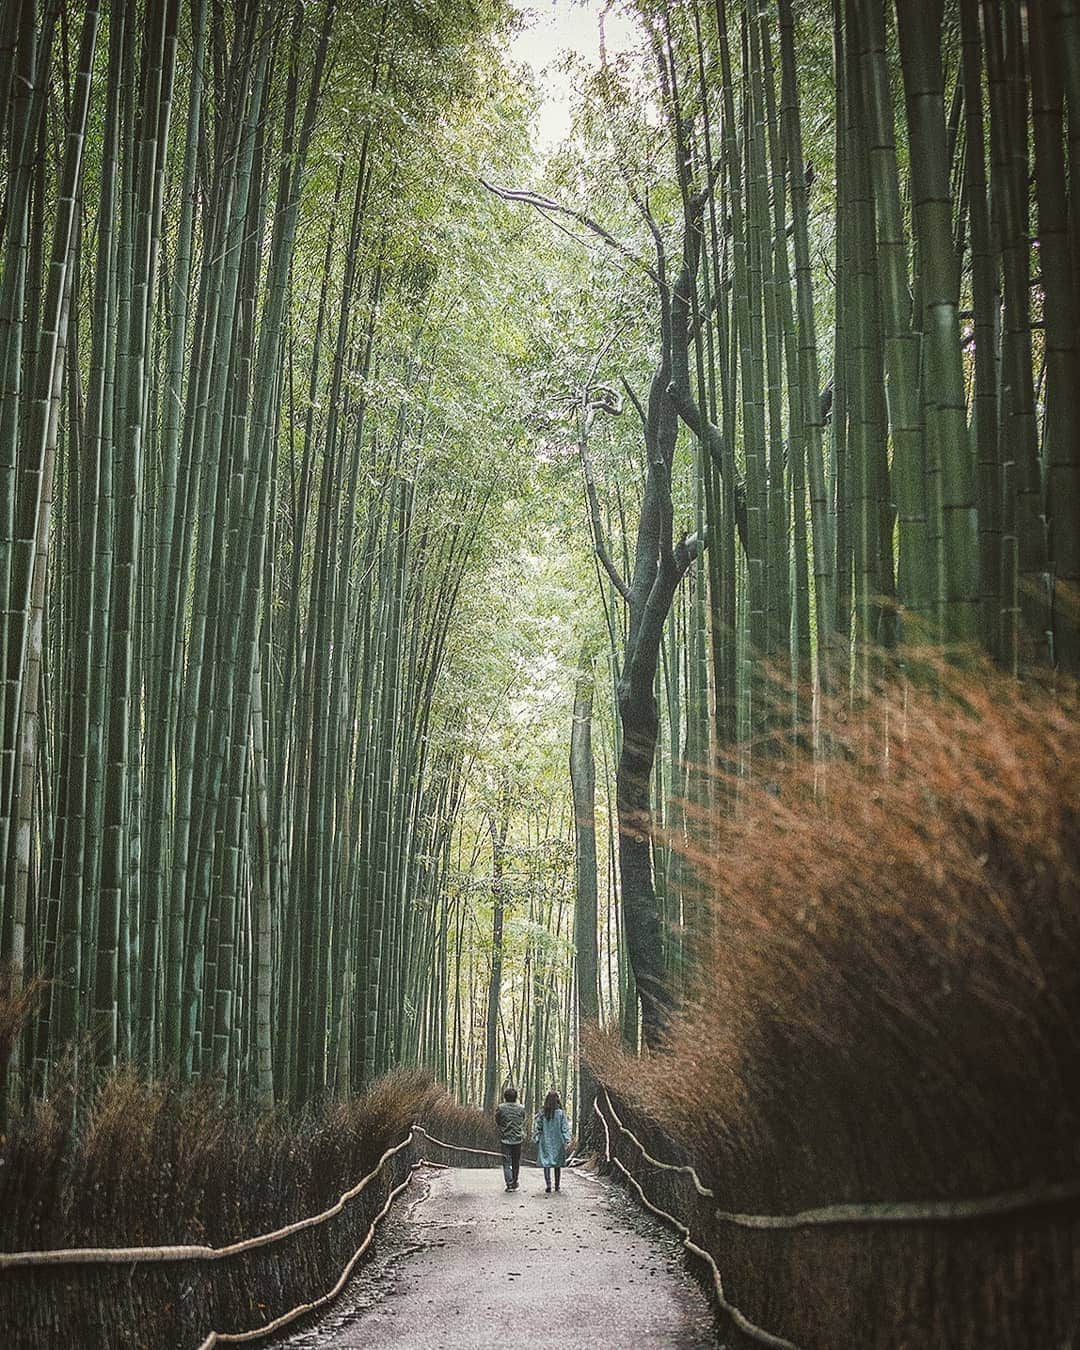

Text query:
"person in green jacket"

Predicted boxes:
[[533, 1090, 571, 1193], [495, 1086, 526, 1191]]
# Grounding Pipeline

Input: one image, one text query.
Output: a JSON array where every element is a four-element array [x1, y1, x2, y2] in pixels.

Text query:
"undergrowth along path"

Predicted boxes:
[[276, 1165, 716, 1349]]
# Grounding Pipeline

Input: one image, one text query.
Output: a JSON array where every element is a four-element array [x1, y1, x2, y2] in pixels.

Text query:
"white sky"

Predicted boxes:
[[507, 1, 639, 153]]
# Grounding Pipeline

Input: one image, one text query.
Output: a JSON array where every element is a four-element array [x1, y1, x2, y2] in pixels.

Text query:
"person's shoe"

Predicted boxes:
[[545, 1186, 552, 1193], [505, 1185, 513, 1192], [554, 1185, 560, 1192]]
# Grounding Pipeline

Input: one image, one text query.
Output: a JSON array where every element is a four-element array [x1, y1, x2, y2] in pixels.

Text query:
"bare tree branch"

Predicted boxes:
[[585, 324, 626, 390], [569, 327, 634, 605], [479, 177, 660, 288], [620, 376, 649, 439], [578, 435, 632, 604]]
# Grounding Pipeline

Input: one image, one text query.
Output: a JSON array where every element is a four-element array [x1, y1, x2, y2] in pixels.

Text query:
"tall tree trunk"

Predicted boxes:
[[570, 643, 598, 1132], [482, 789, 510, 1112]]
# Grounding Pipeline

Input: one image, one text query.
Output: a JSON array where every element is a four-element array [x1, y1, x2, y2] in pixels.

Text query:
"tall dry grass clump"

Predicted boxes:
[[0, 965, 41, 1078], [589, 671, 1080, 1347]]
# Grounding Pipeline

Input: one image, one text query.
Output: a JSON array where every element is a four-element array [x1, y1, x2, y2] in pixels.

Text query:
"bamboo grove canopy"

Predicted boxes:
[[0, 0, 1077, 1107]]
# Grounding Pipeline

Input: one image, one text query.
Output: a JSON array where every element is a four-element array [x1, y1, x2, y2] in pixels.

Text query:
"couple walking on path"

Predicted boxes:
[[495, 1086, 572, 1193]]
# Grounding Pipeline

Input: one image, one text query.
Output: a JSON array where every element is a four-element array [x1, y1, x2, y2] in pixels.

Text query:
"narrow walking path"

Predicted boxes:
[[278, 1165, 716, 1349]]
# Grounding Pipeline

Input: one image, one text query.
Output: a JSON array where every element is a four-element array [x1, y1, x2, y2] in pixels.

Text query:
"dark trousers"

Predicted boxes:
[[501, 1142, 521, 1187], [543, 1165, 561, 1189]]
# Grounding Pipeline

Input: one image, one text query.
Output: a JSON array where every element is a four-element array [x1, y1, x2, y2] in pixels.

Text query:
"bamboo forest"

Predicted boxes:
[[0, 0, 1078, 1346]]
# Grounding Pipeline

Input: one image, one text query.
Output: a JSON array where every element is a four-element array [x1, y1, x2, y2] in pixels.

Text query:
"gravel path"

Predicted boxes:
[[276, 1164, 716, 1349]]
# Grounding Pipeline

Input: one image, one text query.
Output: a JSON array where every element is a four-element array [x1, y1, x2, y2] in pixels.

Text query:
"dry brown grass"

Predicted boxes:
[[588, 669, 1080, 1347], [0, 966, 42, 1077], [0, 1060, 494, 1347]]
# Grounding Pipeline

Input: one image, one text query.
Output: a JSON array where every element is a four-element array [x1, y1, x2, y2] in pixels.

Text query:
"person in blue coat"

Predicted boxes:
[[533, 1090, 572, 1193]]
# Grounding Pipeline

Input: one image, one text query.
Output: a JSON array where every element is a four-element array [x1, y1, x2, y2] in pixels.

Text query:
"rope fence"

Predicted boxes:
[[0, 1126, 527, 1277], [197, 1162, 423, 1349], [1, 1124, 507, 1349], [412, 1127, 503, 1161], [415, 1126, 552, 1169], [598, 1086, 1080, 1230], [595, 1084, 1080, 1350], [593, 1095, 799, 1350], [17, 1090, 1070, 1348], [0, 1132, 419, 1271]]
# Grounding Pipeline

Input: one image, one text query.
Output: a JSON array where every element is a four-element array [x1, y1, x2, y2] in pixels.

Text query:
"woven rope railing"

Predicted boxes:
[[593, 1095, 799, 1350], [415, 1126, 547, 1168], [412, 1127, 503, 1161], [0, 1131, 419, 1270], [596, 1084, 1080, 1350], [598, 1085, 1080, 1230], [196, 1160, 423, 1349], [0, 1124, 507, 1349]]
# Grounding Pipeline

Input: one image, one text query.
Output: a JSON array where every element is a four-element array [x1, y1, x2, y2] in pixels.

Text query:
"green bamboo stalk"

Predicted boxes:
[[0, 2, 55, 890], [177, 39, 267, 1075], [11, 229, 75, 1041], [982, 0, 1050, 670], [755, 14, 791, 690], [741, 13, 769, 715], [7, 0, 99, 1044], [843, 0, 890, 682], [958, 0, 1001, 660], [144, 0, 206, 1064], [854, 0, 930, 627], [778, 0, 835, 688], [895, 0, 979, 645], [759, 9, 811, 716], [1031, 0, 1080, 671], [97, 0, 170, 1068]]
